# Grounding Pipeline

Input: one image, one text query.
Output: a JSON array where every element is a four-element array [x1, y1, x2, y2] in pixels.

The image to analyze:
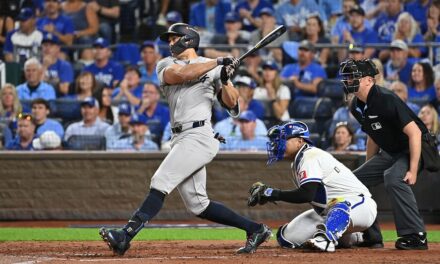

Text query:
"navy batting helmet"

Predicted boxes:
[[339, 59, 379, 94], [266, 121, 312, 165], [159, 23, 200, 55]]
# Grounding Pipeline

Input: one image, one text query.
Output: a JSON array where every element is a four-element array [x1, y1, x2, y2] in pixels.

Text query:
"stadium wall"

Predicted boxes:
[[1, 152, 439, 222]]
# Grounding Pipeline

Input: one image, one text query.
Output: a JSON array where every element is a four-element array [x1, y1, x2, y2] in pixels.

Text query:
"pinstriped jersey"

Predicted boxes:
[[156, 56, 223, 128], [291, 144, 371, 214]]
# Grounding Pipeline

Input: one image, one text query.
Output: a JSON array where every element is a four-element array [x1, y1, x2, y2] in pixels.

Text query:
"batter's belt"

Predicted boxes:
[[171, 120, 205, 134]]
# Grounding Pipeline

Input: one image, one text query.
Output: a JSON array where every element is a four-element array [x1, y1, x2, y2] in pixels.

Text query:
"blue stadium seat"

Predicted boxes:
[[113, 43, 141, 66], [66, 135, 106, 150], [49, 99, 82, 125], [317, 79, 345, 108], [289, 97, 334, 120]]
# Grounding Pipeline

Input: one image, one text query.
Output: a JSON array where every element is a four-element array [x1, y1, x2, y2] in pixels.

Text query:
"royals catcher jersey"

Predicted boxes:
[[156, 56, 223, 127], [292, 144, 371, 213]]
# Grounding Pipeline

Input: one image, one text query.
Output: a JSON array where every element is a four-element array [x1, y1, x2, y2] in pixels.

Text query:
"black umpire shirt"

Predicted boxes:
[[350, 84, 429, 154]]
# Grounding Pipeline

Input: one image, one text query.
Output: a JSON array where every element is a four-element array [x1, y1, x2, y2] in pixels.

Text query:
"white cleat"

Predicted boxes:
[[304, 236, 336, 252]]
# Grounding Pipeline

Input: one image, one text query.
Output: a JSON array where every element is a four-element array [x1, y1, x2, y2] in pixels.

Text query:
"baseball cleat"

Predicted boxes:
[[99, 227, 131, 256], [236, 224, 272, 254], [304, 235, 336, 252], [395, 232, 428, 250]]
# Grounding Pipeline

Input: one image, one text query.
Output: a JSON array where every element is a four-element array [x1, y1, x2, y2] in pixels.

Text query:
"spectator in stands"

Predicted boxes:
[[254, 60, 290, 121], [62, 0, 99, 44], [220, 110, 268, 151], [392, 12, 426, 58], [408, 62, 436, 102], [16, 58, 56, 101], [280, 40, 327, 97], [347, 44, 364, 61], [404, 0, 430, 34], [41, 33, 74, 97], [105, 102, 132, 149], [156, 11, 182, 58], [94, 87, 115, 125], [32, 130, 62, 150], [108, 113, 158, 151], [384, 39, 414, 85], [135, 82, 169, 145], [189, 0, 232, 34], [327, 93, 360, 138], [5, 113, 35, 150], [431, 78, 440, 114], [88, 0, 120, 42], [138, 41, 159, 86], [371, 58, 388, 87], [64, 96, 110, 141], [326, 122, 359, 151], [3, 8, 43, 63], [319, 0, 342, 27], [374, 0, 403, 44], [31, 98, 64, 138], [235, 0, 273, 32], [83, 37, 124, 88], [112, 66, 143, 105], [390, 80, 421, 114], [418, 104, 440, 144], [331, 0, 372, 44], [70, 71, 98, 100], [249, 8, 287, 63], [0, 10, 14, 58], [37, 0, 74, 45], [0, 84, 22, 124], [275, 0, 324, 39], [300, 14, 331, 67], [423, 4, 440, 42], [338, 5, 378, 61], [204, 12, 248, 59], [235, 76, 265, 119]]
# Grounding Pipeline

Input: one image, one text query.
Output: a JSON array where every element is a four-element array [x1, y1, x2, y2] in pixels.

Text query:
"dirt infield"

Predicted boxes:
[[0, 240, 439, 264]]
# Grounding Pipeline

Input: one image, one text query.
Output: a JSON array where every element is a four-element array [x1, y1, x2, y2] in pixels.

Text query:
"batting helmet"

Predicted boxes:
[[266, 121, 312, 165], [159, 23, 200, 55], [339, 59, 379, 94]]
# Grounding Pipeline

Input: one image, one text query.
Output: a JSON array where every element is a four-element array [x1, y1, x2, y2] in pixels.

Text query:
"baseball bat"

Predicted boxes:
[[239, 25, 287, 61]]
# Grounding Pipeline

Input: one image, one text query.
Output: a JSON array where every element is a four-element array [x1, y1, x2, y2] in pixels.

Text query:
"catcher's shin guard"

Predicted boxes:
[[321, 201, 351, 243]]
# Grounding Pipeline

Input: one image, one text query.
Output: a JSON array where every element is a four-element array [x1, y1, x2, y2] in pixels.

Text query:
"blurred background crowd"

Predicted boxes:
[[0, 0, 440, 152]]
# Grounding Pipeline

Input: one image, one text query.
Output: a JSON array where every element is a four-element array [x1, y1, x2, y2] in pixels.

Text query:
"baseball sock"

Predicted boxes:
[[123, 189, 165, 239], [197, 201, 261, 234]]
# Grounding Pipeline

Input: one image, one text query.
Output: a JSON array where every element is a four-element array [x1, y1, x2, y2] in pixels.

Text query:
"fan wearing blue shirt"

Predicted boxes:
[[138, 41, 159, 86], [37, 0, 75, 45], [135, 82, 170, 145], [339, 6, 378, 59], [16, 58, 56, 101], [31, 98, 64, 139], [384, 40, 416, 85], [404, 0, 430, 34], [41, 33, 74, 97], [5, 113, 36, 151], [374, 0, 402, 43], [108, 114, 158, 151], [280, 40, 327, 98], [234, 0, 273, 32], [190, 0, 232, 34], [112, 66, 144, 105], [83, 38, 124, 88], [220, 110, 268, 151]]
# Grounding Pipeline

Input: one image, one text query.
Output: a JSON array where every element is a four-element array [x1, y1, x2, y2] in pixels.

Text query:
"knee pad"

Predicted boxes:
[[276, 224, 296, 249], [320, 201, 351, 242]]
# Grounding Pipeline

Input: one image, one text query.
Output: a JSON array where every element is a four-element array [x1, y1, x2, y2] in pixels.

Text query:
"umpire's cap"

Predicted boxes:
[[159, 23, 200, 51]]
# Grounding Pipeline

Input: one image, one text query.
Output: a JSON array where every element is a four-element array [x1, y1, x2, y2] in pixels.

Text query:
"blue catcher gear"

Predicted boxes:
[[266, 121, 313, 165], [317, 201, 351, 243]]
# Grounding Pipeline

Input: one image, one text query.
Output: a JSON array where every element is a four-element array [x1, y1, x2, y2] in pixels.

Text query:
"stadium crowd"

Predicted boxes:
[[0, 0, 440, 151]]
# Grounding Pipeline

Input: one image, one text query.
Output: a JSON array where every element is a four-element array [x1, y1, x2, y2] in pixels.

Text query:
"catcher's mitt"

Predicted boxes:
[[247, 182, 273, 207]]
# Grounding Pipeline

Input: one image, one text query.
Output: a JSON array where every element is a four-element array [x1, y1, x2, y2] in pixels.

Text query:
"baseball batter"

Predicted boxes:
[[247, 121, 377, 252], [99, 23, 271, 256]]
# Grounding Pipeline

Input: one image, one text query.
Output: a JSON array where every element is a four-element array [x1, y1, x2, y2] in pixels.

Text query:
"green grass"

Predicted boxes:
[[0, 228, 439, 242]]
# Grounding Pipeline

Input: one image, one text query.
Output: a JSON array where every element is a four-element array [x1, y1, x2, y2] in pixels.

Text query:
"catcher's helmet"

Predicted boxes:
[[266, 121, 312, 165], [159, 23, 200, 55], [339, 59, 379, 94]]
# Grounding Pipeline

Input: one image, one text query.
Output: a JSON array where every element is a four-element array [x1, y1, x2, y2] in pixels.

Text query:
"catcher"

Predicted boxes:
[[248, 121, 377, 252]]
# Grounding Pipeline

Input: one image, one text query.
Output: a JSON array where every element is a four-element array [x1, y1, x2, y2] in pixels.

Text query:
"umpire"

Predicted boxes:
[[339, 59, 440, 250]]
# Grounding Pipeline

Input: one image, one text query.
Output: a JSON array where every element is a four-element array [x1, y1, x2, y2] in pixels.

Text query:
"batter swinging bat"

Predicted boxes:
[[239, 25, 287, 62]]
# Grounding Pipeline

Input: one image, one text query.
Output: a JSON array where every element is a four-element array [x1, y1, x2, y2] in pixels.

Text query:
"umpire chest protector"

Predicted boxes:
[[350, 85, 428, 154]]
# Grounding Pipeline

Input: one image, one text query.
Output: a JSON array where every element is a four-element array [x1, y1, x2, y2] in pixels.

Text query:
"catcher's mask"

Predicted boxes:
[[266, 121, 312, 165], [159, 23, 200, 56], [339, 59, 378, 94]]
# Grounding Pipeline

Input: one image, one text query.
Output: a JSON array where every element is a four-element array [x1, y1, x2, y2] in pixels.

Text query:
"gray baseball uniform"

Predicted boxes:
[[152, 56, 226, 215]]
